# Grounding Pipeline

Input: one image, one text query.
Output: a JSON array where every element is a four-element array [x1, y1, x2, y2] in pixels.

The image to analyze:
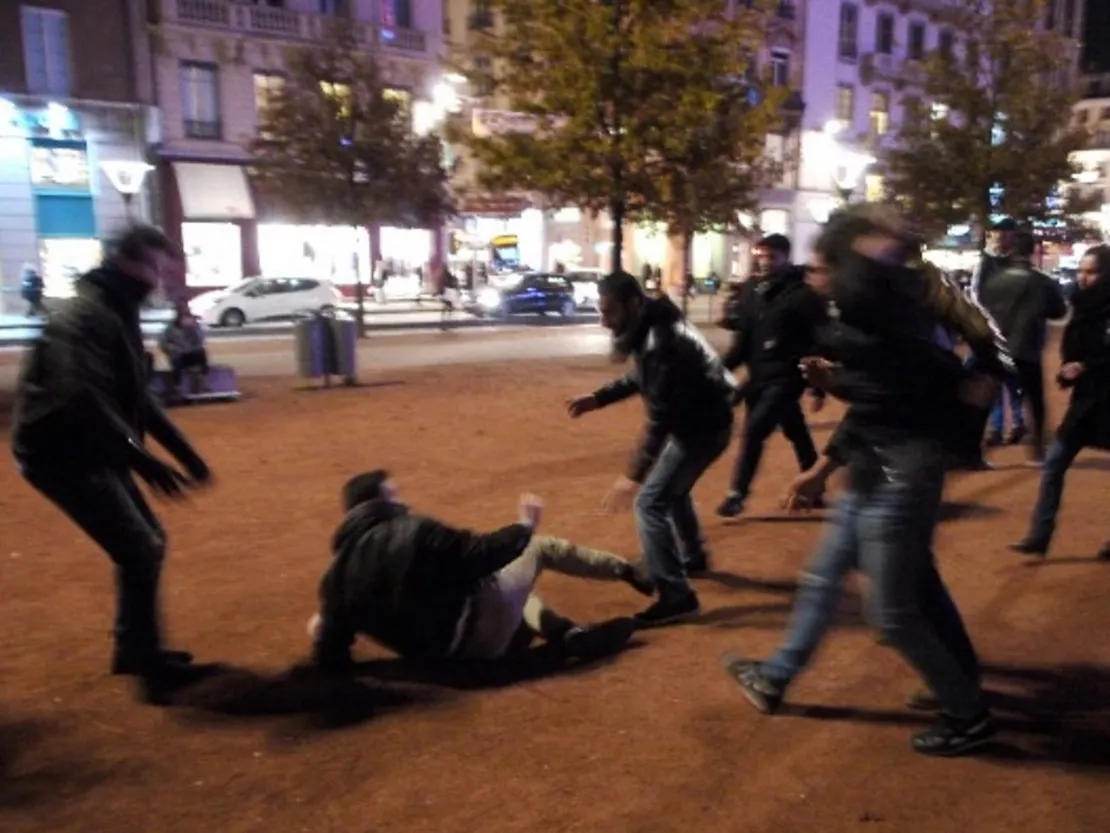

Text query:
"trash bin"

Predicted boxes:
[[293, 309, 358, 383]]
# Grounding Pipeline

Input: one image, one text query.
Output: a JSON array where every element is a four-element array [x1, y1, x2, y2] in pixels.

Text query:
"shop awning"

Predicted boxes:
[[172, 162, 255, 221]]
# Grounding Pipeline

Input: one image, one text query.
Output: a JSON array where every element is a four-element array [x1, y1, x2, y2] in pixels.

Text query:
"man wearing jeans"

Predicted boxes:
[[567, 272, 736, 627], [309, 470, 650, 669], [722, 206, 1011, 756]]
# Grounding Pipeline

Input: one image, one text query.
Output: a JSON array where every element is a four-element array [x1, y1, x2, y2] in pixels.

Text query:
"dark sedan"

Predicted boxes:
[[471, 273, 579, 318]]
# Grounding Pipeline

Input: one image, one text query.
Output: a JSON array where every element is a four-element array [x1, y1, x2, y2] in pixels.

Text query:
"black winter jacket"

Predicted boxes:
[[976, 262, 1067, 362], [720, 265, 827, 392], [318, 500, 534, 660], [593, 296, 736, 482], [12, 266, 198, 472], [1055, 279, 1110, 451]]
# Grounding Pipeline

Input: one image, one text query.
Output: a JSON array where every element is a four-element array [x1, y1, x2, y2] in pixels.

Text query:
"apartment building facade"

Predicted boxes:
[[1069, 72, 1110, 241], [0, 0, 155, 311], [147, 0, 445, 296]]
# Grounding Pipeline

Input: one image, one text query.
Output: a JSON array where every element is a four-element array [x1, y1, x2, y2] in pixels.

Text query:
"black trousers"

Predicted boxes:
[[729, 383, 819, 497], [1014, 357, 1047, 456], [171, 349, 209, 386], [23, 464, 167, 661]]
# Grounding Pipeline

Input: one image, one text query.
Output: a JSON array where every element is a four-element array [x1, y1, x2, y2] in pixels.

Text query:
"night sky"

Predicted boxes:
[[1083, 0, 1110, 73]]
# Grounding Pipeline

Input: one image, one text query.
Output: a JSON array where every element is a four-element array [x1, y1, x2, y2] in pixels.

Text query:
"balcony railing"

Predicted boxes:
[[184, 118, 222, 140], [861, 52, 927, 87], [164, 0, 428, 54]]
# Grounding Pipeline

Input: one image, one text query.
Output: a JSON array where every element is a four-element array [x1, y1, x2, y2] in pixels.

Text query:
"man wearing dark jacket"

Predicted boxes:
[[976, 230, 1068, 459], [566, 272, 737, 626], [11, 225, 214, 706], [309, 471, 644, 668], [723, 206, 1012, 757], [716, 234, 826, 518]]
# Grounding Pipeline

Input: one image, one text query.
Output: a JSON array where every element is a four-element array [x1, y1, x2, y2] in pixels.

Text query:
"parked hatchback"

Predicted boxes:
[[189, 277, 344, 327], [472, 272, 577, 318]]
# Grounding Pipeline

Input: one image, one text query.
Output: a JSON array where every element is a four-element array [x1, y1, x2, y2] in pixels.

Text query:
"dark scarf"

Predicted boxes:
[[81, 264, 152, 321], [1070, 277, 1110, 323]]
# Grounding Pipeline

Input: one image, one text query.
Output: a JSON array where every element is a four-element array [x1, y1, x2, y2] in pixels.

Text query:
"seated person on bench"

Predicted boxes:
[[308, 470, 654, 670], [159, 303, 209, 393]]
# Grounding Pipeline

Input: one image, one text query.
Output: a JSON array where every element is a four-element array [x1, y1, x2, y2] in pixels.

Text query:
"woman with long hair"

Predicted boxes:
[[1011, 244, 1110, 560]]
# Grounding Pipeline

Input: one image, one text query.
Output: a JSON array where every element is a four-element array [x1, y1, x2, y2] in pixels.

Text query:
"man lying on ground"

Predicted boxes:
[[308, 470, 653, 669]]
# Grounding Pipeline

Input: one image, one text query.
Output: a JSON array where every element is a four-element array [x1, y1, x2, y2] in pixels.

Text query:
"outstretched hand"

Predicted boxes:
[[566, 394, 599, 418], [601, 476, 639, 514]]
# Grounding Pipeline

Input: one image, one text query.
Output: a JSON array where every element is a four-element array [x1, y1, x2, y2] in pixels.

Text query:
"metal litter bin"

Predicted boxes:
[[294, 309, 358, 384]]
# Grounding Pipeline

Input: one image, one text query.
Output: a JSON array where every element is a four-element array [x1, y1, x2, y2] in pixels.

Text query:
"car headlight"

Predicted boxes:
[[477, 288, 501, 308]]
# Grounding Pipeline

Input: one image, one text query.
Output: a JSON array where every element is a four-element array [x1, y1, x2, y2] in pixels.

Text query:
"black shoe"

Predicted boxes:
[[561, 617, 636, 660], [111, 648, 194, 676], [312, 643, 355, 673], [721, 656, 784, 715], [1098, 542, 1110, 561], [622, 561, 657, 596], [911, 711, 996, 757], [906, 689, 941, 712], [1009, 537, 1049, 558], [715, 495, 745, 519], [137, 660, 221, 706], [633, 593, 700, 628], [1006, 425, 1027, 445], [685, 551, 710, 575]]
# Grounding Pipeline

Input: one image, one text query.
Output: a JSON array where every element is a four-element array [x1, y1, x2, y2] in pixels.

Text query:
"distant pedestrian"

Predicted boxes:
[[440, 265, 459, 329], [20, 264, 45, 317]]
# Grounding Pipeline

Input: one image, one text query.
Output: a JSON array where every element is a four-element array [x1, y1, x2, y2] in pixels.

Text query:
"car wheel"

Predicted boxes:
[[560, 298, 577, 317], [219, 308, 246, 328]]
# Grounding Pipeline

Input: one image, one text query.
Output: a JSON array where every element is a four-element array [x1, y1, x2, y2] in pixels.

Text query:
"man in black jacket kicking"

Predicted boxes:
[[12, 225, 215, 705], [309, 470, 648, 669], [716, 234, 826, 518], [566, 272, 737, 627]]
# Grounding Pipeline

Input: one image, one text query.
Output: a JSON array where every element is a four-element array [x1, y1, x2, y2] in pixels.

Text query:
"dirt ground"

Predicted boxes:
[[2, 356, 1109, 833]]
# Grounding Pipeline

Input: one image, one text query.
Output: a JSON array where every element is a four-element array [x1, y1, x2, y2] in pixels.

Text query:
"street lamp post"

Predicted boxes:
[[101, 161, 154, 223]]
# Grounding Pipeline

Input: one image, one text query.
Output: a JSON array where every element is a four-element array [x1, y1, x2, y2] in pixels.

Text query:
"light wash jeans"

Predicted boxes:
[[1025, 436, 1083, 546], [761, 444, 982, 717], [634, 429, 732, 602]]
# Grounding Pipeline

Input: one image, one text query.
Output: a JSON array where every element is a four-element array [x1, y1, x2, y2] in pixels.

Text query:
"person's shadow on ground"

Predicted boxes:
[[171, 640, 643, 732], [782, 661, 1110, 771]]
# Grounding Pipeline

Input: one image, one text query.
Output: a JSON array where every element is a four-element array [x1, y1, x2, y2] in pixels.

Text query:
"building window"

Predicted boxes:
[[473, 55, 493, 97], [838, 3, 858, 60], [869, 91, 890, 137], [318, 0, 338, 13], [21, 6, 71, 96], [770, 50, 790, 87], [875, 13, 894, 56], [253, 72, 284, 136], [938, 29, 954, 61], [320, 81, 353, 119], [180, 62, 221, 140], [836, 84, 855, 123], [907, 21, 926, 61]]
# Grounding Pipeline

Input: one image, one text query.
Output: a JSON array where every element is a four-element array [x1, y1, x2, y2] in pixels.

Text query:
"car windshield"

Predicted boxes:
[[227, 278, 260, 294]]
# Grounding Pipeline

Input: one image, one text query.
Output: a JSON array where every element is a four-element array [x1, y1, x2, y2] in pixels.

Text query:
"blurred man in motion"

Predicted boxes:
[[12, 225, 215, 706], [309, 470, 648, 670]]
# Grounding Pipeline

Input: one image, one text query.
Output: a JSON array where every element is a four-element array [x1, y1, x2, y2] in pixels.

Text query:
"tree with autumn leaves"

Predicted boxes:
[[881, 0, 1089, 240], [456, 0, 788, 278], [250, 27, 450, 335]]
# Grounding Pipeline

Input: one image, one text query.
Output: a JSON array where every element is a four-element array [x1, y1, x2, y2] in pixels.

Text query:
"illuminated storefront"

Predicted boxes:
[[259, 224, 370, 284], [182, 222, 243, 287]]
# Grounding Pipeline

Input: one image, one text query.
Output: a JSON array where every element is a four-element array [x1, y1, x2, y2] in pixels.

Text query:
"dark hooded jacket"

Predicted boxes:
[[318, 499, 534, 660], [975, 260, 1067, 362], [1055, 277, 1110, 451], [12, 265, 198, 472], [592, 295, 736, 482], [720, 264, 827, 392]]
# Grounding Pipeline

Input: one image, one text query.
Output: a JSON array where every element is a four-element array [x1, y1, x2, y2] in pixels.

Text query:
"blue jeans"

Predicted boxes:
[[762, 450, 982, 716], [1026, 436, 1083, 545], [989, 376, 1024, 434], [634, 430, 731, 601]]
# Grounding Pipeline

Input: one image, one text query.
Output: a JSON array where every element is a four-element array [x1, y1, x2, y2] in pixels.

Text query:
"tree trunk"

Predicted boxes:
[[610, 197, 625, 274]]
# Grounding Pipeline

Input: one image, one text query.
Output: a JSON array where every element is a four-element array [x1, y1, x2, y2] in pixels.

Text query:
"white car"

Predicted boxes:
[[189, 277, 345, 327], [565, 268, 604, 310]]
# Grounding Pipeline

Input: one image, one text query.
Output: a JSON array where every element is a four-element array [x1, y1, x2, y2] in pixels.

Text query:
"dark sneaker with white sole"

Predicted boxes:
[[112, 648, 194, 676], [1009, 537, 1049, 558], [137, 660, 222, 706], [633, 593, 700, 628], [721, 656, 784, 715], [912, 711, 996, 757], [715, 495, 745, 518], [561, 617, 636, 660]]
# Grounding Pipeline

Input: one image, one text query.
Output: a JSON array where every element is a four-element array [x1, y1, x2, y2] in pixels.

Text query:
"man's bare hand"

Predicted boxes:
[[566, 394, 599, 418], [601, 476, 639, 514], [958, 373, 998, 409], [781, 470, 826, 513], [518, 493, 544, 529], [1059, 362, 1085, 382], [799, 356, 838, 392]]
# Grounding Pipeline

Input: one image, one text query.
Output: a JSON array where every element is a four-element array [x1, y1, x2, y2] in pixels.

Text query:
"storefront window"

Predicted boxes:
[[258, 223, 370, 284], [38, 238, 101, 297], [183, 222, 242, 287]]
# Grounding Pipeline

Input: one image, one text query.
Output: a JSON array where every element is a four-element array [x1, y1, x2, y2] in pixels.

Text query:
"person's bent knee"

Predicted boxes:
[[634, 487, 669, 519]]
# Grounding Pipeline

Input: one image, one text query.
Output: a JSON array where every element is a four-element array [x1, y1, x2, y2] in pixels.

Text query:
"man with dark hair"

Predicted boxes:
[[308, 471, 647, 668], [566, 271, 736, 626], [12, 224, 215, 706], [976, 229, 1067, 460], [722, 205, 1012, 757], [716, 233, 826, 519]]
